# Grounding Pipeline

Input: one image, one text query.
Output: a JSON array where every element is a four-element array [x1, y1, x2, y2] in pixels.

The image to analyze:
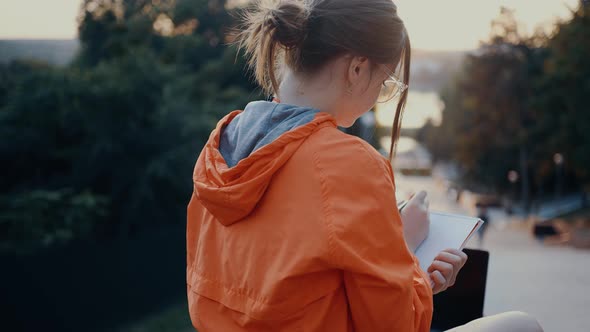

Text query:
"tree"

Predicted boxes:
[[531, 4, 590, 189], [424, 9, 539, 197], [424, 4, 590, 200], [1, 0, 260, 251]]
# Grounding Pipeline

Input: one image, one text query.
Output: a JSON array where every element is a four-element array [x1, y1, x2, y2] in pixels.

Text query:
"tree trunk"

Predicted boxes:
[[519, 144, 530, 213]]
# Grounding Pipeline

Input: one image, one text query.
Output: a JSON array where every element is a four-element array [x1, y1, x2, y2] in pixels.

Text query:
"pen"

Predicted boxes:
[[397, 200, 409, 212]]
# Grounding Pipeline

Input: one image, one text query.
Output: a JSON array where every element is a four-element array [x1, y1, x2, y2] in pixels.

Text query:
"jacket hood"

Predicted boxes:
[[193, 101, 337, 226]]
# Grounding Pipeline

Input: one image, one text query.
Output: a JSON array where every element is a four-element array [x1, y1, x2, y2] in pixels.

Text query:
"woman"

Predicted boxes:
[[186, 0, 543, 331]]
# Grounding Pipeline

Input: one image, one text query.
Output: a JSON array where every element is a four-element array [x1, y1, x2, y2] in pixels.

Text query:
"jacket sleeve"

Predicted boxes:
[[313, 142, 433, 332]]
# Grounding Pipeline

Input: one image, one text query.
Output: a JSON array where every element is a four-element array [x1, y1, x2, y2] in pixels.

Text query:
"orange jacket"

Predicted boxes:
[[187, 102, 433, 331]]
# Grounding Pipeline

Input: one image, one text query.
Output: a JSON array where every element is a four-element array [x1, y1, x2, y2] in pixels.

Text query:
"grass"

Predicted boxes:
[[116, 302, 194, 332]]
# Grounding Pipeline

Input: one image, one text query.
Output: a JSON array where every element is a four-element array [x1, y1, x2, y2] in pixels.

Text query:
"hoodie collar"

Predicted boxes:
[[193, 102, 337, 226]]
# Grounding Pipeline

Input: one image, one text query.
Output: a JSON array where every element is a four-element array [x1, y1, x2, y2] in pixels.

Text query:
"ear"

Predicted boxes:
[[347, 56, 370, 88]]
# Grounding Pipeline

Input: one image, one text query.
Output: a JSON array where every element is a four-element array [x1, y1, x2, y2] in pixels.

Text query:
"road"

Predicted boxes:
[[395, 173, 590, 332]]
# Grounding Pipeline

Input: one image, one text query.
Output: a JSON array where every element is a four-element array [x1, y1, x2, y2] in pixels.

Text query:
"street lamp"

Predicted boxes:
[[553, 153, 564, 199], [508, 170, 519, 183], [507, 170, 519, 214]]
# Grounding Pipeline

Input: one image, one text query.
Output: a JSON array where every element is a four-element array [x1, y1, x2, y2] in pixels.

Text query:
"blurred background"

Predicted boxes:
[[1, 0, 589, 331]]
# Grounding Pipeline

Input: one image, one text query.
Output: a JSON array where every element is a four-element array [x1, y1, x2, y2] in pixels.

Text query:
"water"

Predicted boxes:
[[375, 90, 443, 129]]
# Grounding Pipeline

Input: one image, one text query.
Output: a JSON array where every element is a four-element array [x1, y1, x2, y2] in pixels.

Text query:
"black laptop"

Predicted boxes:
[[431, 248, 490, 331]]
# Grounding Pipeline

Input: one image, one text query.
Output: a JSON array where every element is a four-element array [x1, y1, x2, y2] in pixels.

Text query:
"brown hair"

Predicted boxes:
[[234, 0, 411, 158]]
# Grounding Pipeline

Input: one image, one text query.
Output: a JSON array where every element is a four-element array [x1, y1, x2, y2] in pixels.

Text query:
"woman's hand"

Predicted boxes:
[[427, 248, 468, 294], [400, 191, 430, 252]]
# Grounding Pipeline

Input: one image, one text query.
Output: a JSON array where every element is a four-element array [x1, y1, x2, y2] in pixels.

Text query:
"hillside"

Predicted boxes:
[[411, 49, 467, 92], [0, 39, 79, 66], [0, 39, 466, 92]]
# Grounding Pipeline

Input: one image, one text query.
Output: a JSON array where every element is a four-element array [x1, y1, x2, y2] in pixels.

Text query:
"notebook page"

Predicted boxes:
[[415, 211, 483, 272]]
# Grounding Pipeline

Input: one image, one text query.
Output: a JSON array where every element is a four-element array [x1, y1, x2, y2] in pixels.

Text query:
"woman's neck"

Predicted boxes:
[[277, 69, 340, 118]]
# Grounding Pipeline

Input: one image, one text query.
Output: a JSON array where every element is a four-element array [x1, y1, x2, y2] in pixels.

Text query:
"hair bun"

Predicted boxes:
[[265, 1, 309, 48]]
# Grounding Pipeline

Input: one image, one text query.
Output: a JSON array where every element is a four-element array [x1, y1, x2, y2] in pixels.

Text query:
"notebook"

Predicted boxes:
[[414, 211, 484, 272]]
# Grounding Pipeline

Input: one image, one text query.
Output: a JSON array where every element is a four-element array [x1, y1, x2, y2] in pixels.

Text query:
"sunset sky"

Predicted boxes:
[[0, 0, 580, 51]]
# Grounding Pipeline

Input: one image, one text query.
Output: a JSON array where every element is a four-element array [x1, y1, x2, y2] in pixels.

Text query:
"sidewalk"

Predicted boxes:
[[395, 174, 590, 332], [472, 217, 590, 332]]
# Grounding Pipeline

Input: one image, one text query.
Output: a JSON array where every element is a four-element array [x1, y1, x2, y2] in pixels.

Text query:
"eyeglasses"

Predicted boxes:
[[377, 67, 408, 103]]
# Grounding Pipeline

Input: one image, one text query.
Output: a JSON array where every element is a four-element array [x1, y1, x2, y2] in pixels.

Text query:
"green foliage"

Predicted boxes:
[[439, 44, 535, 190], [532, 4, 590, 185], [116, 302, 192, 332], [0, 189, 109, 253], [1, 0, 259, 252], [423, 4, 590, 195]]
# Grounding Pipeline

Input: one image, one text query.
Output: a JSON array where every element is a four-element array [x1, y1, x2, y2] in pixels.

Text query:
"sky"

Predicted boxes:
[[398, 0, 579, 50], [0, 0, 581, 50]]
